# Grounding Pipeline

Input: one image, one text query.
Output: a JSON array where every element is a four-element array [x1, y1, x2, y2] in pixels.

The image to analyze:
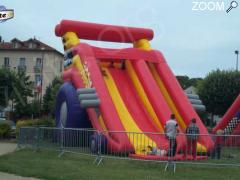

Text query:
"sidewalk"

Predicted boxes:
[[0, 142, 40, 180], [0, 172, 40, 180], [0, 142, 17, 156]]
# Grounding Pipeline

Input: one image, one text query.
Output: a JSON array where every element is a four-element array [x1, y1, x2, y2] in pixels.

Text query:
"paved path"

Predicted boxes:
[[0, 142, 17, 156], [0, 172, 40, 180], [0, 142, 41, 180]]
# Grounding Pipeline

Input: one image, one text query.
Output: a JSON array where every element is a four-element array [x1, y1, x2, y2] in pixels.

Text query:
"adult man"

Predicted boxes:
[[165, 114, 178, 157], [185, 118, 200, 159], [211, 129, 223, 159]]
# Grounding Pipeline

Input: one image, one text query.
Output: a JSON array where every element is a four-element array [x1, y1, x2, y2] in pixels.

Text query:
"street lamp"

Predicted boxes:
[[235, 50, 239, 71]]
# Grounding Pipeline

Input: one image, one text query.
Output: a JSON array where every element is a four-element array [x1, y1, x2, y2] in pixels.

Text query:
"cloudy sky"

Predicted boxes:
[[1, 0, 240, 77]]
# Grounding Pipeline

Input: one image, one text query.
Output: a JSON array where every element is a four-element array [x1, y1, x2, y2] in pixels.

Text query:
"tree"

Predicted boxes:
[[198, 69, 240, 119], [0, 69, 48, 119], [189, 78, 203, 87], [42, 85, 52, 113], [176, 76, 191, 89], [42, 77, 63, 116], [176, 75, 203, 89], [13, 71, 34, 118], [0, 68, 17, 107]]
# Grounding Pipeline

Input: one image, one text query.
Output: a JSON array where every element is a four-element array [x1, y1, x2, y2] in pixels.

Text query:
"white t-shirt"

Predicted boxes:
[[165, 119, 178, 138]]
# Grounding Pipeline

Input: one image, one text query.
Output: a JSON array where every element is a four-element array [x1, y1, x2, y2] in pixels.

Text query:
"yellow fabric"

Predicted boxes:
[[73, 55, 91, 88], [98, 115, 107, 131], [73, 55, 107, 130], [102, 67, 157, 154], [148, 63, 186, 129], [63, 32, 80, 50], [133, 39, 151, 50], [125, 60, 164, 132]]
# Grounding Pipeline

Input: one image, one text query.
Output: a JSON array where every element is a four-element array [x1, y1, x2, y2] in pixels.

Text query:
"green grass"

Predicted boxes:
[[0, 149, 239, 180]]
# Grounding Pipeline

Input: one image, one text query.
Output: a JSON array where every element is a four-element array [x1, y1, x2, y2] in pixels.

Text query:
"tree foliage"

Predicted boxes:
[[198, 69, 240, 116], [0, 69, 35, 119], [42, 77, 63, 116], [0, 68, 17, 107], [176, 75, 202, 89], [12, 71, 34, 118]]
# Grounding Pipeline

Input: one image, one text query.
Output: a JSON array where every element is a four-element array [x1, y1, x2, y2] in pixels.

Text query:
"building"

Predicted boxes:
[[0, 37, 63, 99], [184, 86, 197, 95]]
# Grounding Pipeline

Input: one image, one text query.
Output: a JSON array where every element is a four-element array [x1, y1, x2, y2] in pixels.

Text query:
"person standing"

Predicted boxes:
[[211, 129, 223, 159], [165, 114, 178, 157], [185, 118, 200, 159]]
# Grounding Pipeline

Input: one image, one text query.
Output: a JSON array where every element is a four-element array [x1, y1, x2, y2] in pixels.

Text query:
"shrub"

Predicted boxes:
[[0, 123, 11, 139], [0, 120, 15, 127], [16, 118, 55, 136]]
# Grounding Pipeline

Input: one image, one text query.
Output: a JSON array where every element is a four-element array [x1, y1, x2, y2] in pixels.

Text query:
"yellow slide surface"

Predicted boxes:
[[125, 60, 164, 132], [148, 63, 186, 129], [102, 67, 157, 154]]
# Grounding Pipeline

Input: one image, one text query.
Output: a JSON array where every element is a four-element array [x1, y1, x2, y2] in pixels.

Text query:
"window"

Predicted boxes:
[[19, 58, 26, 66], [4, 57, 10, 67], [36, 58, 42, 67], [35, 74, 41, 85], [29, 42, 37, 49], [13, 42, 20, 48], [28, 42, 33, 48]]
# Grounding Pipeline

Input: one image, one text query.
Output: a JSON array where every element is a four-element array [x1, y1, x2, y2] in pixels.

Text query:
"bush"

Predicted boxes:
[[0, 123, 11, 139], [16, 118, 55, 136], [0, 120, 15, 127]]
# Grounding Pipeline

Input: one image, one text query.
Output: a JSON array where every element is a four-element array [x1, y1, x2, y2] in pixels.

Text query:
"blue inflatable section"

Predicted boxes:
[[236, 111, 240, 119], [90, 132, 108, 154], [55, 82, 92, 128]]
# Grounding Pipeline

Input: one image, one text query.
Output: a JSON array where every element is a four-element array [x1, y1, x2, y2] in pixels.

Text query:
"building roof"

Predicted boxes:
[[0, 37, 63, 56]]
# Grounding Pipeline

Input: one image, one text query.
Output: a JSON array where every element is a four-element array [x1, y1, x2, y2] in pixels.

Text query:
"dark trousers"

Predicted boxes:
[[186, 139, 197, 159], [168, 138, 177, 157], [211, 144, 221, 159]]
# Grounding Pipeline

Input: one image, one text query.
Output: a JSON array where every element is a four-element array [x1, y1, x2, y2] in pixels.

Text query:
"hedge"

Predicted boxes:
[[0, 123, 11, 139], [16, 118, 55, 136]]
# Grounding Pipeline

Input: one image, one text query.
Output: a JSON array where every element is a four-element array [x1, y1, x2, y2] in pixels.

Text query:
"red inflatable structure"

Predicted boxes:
[[55, 20, 214, 160], [213, 94, 240, 145]]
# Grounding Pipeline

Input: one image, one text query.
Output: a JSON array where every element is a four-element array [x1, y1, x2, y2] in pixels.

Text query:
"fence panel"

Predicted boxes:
[[18, 127, 240, 167]]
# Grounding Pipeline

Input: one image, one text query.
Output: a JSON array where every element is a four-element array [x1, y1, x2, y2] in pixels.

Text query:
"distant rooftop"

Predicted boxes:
[[0, 36, 63, 56]]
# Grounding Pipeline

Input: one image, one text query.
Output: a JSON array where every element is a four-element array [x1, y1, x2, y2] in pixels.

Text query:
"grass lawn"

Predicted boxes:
[[0, 149, 239, 180]]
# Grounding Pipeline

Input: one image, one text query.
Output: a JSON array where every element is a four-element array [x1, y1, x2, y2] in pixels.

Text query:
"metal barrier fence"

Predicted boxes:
[[18, 127, 240, 168]]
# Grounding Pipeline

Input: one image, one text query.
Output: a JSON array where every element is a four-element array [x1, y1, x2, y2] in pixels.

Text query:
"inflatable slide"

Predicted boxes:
[[55, 20, 214, 159]]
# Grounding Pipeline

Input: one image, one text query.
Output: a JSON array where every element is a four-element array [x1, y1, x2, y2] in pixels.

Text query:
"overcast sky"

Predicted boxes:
[[1, 0, 239, 77]]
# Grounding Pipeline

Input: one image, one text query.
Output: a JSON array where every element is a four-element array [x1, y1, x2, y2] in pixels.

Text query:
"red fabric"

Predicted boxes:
[[73, 43, 160, 63], [129, 154, 208, 161], [36, 81, 42, 92], [110, 68, 169, 150], [154, 51, 214, 151], [213, 94, 240, 134], [215, 136, 223, 145], [55, 20, 153, 43], [133, 60, 171, 126], [226, 123, 240, 146], [74, 43, 133, 152]]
